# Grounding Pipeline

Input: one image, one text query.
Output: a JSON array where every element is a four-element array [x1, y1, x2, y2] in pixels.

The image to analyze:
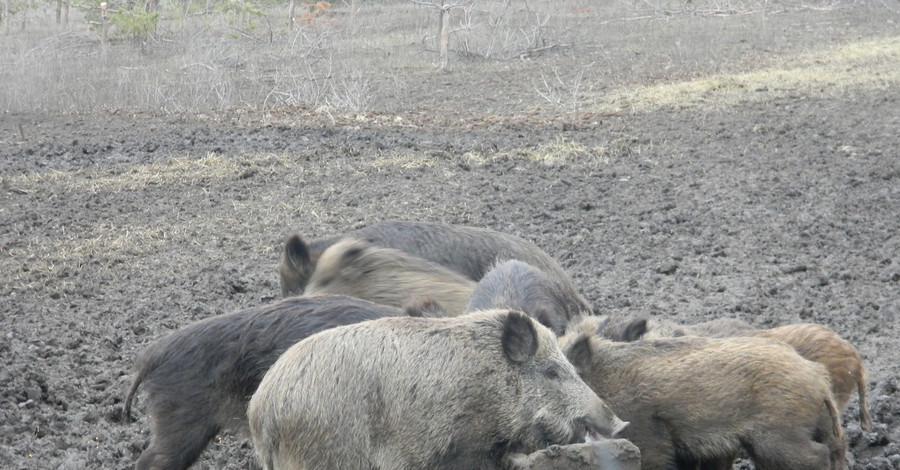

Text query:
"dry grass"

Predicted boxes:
[[596, 36, 900, 112], [460, 134, 656, 167], [8, 153, 300, 192]]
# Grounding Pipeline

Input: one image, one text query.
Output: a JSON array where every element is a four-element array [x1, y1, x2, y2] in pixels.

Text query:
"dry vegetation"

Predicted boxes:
[[2, 0, 897, 116]]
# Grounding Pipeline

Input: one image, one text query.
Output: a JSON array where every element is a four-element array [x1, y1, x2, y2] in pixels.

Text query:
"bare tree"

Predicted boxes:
[[410, 0, 467, 71]]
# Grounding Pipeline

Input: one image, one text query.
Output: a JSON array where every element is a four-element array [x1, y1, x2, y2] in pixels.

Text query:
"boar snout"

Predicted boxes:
[[579, 400, 629, 441]]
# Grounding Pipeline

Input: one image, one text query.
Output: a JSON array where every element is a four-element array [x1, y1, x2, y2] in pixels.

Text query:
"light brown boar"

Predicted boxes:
[[561, 321, 847, 470], [248, 310, 629, 470], [303, 238, 476, 315], [604, 316, 873, 431], [752, 323, 871, 431]]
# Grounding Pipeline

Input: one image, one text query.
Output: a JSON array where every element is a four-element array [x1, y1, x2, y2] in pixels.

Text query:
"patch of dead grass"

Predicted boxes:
[[9, 152, 300, 193], [462, 135, 657, 167], [596, 36, 900, 112]]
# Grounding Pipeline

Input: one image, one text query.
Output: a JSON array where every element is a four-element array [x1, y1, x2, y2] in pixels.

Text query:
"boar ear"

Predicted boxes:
[[403, 298, 448, 318], [620, 318, 649, 342], [284, 234, 311, 270], [566, 334, 594, 370], [502, 311, 538, 364], [341, 240, 367, 262]]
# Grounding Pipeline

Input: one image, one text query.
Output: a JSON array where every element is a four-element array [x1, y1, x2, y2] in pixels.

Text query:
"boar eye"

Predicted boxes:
[[544, 367, 561, 380]]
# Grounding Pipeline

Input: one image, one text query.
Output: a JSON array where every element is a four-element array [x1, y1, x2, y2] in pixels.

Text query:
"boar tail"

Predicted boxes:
[[123, 372, 144, 422], [858, 367, 873, 431]]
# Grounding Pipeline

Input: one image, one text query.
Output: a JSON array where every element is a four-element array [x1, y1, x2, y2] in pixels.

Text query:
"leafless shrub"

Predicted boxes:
[[532, 64, 592, 111], [326, 73, 373, 113], [453, 0, 556, 60]]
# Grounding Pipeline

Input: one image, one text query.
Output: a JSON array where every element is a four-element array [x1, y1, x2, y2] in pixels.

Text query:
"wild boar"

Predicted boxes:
[[752, 323, 871, 430], [124, 295, 404, 470], [303, 238, 476, 315], [248, 309, 629, 470], [561, 322, 847, 470], [279, 220, 592, 314], [466, 260, 588, 335], [603, 316, 872, 431]]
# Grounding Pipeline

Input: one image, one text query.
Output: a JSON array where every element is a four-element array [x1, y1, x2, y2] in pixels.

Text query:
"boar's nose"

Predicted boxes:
[[582, 399, 629, 440], [609, 417, 629, 438]]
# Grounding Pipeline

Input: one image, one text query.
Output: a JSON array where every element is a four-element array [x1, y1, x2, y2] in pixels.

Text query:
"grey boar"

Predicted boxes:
[[279, 220, 592, 314], [124, 295, 404, 470], [248, 309, 629, 470], [467, 260, 588, 335], [303, 238, 477, 315], [561, 322, 847, 470], [605, 316, 872, 431]]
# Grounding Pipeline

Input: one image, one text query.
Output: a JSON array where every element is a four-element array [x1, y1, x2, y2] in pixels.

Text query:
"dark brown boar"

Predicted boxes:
[[279, 220, 592, 314], [248, 310, 629, 470], [124, 295, 404, 470], [303, 238, 477, 315], [561, 322, 847, 470]]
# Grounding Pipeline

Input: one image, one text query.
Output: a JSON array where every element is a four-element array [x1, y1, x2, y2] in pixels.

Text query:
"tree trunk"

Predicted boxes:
[[101, 4, 109, 52], [288, 0, 295, 27], [56, 0, 61, 24], [438, 5, 450, 70], [434, 6, 442, 51], [349, 0, 357, 34]]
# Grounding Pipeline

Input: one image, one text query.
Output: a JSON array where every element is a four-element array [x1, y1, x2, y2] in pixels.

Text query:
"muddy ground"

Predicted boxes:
[[1, 3, 899, 470]]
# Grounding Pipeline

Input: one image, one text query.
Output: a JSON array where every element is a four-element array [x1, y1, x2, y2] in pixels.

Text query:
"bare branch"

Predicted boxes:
[[409, 0, 466, 10]]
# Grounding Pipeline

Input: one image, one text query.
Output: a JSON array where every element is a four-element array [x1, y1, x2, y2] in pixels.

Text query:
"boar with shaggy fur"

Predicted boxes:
[[124, 295, 404, 470], [561, 321, 847, 470], [249, 310, 628, 470], [279, 220, 592, 314], [601, 316, 872, 431], [466, 260, 588, 335], [303, 238, 477, 315], [752, 323, 871, 430]]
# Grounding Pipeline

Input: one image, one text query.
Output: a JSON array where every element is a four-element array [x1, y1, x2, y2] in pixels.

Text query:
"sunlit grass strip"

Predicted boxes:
[[462, 135, 654, 166], [8, 152, 306, 192], [597, 36, 900, 112]]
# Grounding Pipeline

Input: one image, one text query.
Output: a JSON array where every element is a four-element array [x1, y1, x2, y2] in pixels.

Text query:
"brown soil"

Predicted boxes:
[[1, 4, 899, 469]]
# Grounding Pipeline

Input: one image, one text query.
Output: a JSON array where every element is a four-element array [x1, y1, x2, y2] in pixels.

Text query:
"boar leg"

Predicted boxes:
[[136, 416, 220, 470], [749, 434, 831, 470]]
